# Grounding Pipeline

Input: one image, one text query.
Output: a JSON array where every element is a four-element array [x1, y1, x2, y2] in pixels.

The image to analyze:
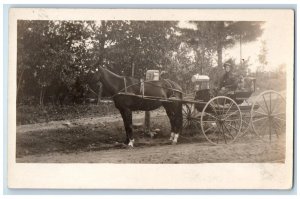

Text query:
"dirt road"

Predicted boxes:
[[16, 111, 286, 163], [17, 137, 285, 163]]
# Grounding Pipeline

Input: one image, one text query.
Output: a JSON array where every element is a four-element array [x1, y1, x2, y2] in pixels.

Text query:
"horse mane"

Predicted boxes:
[[99, 66, 123, 78]]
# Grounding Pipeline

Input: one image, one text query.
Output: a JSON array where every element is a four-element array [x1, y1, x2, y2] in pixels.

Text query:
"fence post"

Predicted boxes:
[[143, 72, 150, 134], [144, 111, 150, 134]]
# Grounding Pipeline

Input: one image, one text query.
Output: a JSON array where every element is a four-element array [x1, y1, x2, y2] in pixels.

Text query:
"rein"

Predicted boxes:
[[93, 67, 184, 99], [86, 79, 186, 102], [86, 85, 99, 97], [124, 77, 127, 93]]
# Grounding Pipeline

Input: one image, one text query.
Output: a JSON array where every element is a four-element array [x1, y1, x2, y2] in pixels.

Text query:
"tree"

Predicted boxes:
[[185, 21, 263, 69], [181, 21, 264, 86], [17, 20, 56, 104], [216, 21, 264, 68], [107, 21, 179, 78], [181, 22, 216, 75], [257, 40, 268, 73], [17, 20, 183, 103], [17, 20, 264, 105], [17, 20, 92, 105], [236, 57, 251, 76], [165, 42, 197, 92]]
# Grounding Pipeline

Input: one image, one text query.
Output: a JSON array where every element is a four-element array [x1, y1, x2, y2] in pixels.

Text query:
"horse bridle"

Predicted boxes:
[[85, 84, 99, 97]]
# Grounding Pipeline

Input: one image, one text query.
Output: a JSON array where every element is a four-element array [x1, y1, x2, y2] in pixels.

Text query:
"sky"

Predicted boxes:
[[179, 17, 294, 72]]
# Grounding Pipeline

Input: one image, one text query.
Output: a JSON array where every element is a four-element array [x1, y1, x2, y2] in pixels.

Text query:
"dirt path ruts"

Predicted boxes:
[[17, 136, 285, 163]]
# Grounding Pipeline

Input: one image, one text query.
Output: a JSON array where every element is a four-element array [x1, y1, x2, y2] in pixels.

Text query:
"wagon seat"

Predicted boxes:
[[227, 76, 256, 105]]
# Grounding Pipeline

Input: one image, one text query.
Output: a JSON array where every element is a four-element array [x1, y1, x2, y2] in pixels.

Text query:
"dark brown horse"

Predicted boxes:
[[89, 67, 183, 147]]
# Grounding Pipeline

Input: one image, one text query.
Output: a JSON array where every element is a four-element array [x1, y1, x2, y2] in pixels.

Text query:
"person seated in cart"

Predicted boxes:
[[218, 60, 238, 95]]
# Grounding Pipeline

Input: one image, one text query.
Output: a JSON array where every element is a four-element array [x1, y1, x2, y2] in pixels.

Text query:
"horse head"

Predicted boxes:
[[85, 67, 106, 85], [86, 66, 123, 96], [91, 66, 110, 82]]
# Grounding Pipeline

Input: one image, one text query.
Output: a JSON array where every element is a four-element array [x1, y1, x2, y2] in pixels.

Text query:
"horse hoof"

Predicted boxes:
[[149, 131, 156, 138], [128, 144, 134, 148], [172, 134, 179, 145], [128, 139, 135, 148], [169, 132, 175, 141]]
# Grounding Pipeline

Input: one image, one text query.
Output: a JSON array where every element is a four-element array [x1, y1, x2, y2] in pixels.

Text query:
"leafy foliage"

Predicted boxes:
[[257, 40, 268, 72], [17, 20, 264, 105]]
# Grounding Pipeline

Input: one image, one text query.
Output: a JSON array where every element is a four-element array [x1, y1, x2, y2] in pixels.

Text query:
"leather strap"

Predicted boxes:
[[124, 77, 127, 93]]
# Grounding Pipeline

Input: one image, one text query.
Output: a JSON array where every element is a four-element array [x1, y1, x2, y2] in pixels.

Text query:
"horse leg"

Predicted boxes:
[[163, 103, 177, 143], [164, 102, 183, 144], [173, 102, 183, 144], [119, 108, 135, 147]]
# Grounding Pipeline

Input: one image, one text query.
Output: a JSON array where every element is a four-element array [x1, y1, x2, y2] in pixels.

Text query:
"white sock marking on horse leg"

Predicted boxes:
[[169, 132, 175, 141], [128, 139, 135, 147], [172, 134, 179, 144]]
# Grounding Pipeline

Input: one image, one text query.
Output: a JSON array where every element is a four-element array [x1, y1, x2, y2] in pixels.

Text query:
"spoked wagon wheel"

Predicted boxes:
[[251, 90, 286, 142], [182, 103, 200, 129], [239, 114, 252, 137], [200, 96, 242, 145], [239, 107, 254, 137], [182, 103, 193, 129]]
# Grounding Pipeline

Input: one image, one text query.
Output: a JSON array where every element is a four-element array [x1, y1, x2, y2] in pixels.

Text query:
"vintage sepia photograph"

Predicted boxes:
[[8, 8, 294, 189]]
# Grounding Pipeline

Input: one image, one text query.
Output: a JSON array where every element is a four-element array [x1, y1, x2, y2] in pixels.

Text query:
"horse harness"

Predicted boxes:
[[163, 79, 177, 98], [108, 76, 184, 102], [124, 77, 128, 93]]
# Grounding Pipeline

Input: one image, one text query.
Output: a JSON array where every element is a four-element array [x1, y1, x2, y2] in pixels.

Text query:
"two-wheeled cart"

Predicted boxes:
[[182, 75, 286, 145]]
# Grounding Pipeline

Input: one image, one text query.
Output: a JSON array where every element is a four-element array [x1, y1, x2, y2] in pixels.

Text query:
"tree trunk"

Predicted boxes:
[[240, 34, 242, 67], [216, 21, 224, 69], [200, 50, 205, 75], [97, 83, 103, 105], [217, 43, 223, 68], [98, 21, 106, 66], [17, 68, 25, 101], [39, 87, 45, 106], [131, 62, 135, 77]]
